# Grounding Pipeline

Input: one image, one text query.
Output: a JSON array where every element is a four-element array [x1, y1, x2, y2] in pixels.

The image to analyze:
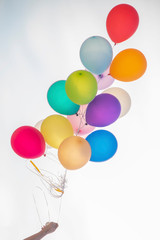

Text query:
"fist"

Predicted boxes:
[[41, 222, 58, 234]]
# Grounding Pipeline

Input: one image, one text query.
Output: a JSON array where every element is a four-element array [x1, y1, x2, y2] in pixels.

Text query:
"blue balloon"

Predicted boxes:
[[80, 36, 113, 75], [86, 130, 118, 162]]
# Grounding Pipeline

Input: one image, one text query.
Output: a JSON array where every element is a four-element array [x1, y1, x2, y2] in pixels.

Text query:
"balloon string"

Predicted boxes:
[[77, 105, 87, 119], [76, 117, 82, 135], [56, 169, 67, 223], [26, 158, 67, 225], [39, 170, 64, 195], [30, 160, 42, 175], [75, 114, 84, 135], [80, 107, 88, 128], [44, 151, 61, 166], [82, 107, 87, 119], [32, 186, 51, 227], [75, 107, 87, 136], [32, 167, 67, 224], [27, 161, 65, 197]]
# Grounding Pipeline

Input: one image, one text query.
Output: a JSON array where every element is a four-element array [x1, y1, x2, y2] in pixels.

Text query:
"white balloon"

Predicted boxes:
[[34, 119, 43, 131], [34, 119, 52, 149], [103, 87, 131, 118]]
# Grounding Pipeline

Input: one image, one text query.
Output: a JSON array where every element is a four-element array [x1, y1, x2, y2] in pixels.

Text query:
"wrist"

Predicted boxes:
[[39, 230, 46, 238]]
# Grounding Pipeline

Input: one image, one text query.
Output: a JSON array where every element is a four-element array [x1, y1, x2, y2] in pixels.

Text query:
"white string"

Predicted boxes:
[[75, 106, 88, 136], [56, 169, 67, 223], [26, 156, 67, 225], [26, 162, 66, 198], [32, 186, 50, 227]]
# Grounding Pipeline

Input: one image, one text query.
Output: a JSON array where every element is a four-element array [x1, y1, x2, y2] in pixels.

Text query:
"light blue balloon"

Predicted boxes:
[[80, 36, 113, 75], [86, 130, 118, 162]]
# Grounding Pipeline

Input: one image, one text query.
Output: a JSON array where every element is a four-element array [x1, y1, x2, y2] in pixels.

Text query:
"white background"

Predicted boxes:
[[0, 0, 160, 239]]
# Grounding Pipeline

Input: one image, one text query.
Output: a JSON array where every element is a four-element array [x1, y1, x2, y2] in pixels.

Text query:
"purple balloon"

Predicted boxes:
[[86, 93, 121, 127]]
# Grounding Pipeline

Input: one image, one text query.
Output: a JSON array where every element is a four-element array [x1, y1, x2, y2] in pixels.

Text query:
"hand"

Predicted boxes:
[[41, 222, 58, 235]]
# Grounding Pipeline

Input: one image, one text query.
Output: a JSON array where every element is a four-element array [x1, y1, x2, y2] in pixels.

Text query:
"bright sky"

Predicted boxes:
[[0, 0, 160, 239]]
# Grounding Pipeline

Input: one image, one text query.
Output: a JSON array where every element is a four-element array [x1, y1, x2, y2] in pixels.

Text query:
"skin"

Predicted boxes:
[[24, 222, 58, 240]]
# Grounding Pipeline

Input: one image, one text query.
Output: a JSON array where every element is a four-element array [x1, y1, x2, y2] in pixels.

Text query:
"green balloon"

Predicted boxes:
[[47, 80, 80, 115], [65, 70, 98, 105]]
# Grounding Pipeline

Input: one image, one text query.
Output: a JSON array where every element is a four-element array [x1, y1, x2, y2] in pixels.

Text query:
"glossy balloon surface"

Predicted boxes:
[[103, 87, 131, 117], [106, 4, 139, 43], [86, 130, 118, 162], [80, 36, 113, 75], [58, 136, 91, 170], [47, 80, 80, 115], [110, 49, 147, 82], [65, 70, 97, 105], [11, 126, 45, 159], [86, 94, 121, 127], [41, 115, 74, 149]]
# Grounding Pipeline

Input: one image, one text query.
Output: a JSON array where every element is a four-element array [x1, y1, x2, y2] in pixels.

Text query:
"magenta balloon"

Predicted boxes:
[[92, 67, 115, 90], [86, 94, 121, 127], [67, 105, 95, 135], [11, 126, 46, 159]]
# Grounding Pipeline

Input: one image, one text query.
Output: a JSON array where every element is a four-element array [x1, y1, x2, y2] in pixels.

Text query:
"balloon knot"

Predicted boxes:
[[76, 113, 79, 116], [99, 74, 103, 79]]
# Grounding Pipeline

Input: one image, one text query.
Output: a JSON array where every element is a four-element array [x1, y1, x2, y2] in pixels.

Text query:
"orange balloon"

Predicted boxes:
[[58, 136, 91, 170], [110, 49, 147, 82]]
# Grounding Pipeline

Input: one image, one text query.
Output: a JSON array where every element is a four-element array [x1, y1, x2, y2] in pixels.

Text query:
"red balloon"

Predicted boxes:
[[106, 4, 139, 44], [11, 126, 46, 159]]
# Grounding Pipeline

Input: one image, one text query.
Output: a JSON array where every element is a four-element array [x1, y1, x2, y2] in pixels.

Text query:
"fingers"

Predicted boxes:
[[41, 221, 59, 234], [54, 223, 59, 228]]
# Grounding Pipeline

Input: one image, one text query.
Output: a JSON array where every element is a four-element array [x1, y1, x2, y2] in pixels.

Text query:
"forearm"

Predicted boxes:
[[23, 222, 58, 240], [24, 230, 45, 240]]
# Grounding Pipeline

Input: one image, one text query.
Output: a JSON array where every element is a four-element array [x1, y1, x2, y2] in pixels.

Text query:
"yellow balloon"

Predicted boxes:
[[41, 115, 74, 149], [34, 119, 52, 149], [58, 136, 91, 170], [103, 87, 131, 118], [110, 49, 147, 82]]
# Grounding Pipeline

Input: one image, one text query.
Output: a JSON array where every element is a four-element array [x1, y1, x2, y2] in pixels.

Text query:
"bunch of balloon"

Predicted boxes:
[[10, 4, 148, 234], [37, 72, 98, 189], [77, 3, 147, 163], [46, 70, 98, 170], [106, 4, 147, 82], [43, 67, 119, 170], [46, 68, 119, 168], [10, 3, 147, 209], [62, 75, 119, 165]]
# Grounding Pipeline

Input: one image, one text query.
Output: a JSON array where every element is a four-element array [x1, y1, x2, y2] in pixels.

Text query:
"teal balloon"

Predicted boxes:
[[80, 36, 113, 75], [47, 80, 80, 115], [86, 130, 118, 162]]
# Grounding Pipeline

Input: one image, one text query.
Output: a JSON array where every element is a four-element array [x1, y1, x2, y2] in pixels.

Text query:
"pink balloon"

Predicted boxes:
[[67, 105, 95, 136], [11, 126, 46, 159], [92, 67, 114, 90]]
